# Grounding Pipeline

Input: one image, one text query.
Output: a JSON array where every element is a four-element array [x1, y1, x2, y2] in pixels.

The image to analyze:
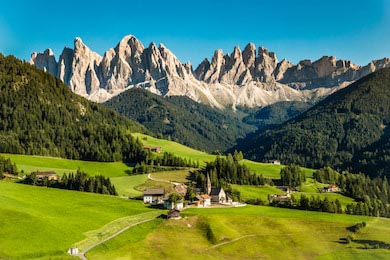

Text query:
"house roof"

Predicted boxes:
[[167, 209, 180, 218], [143, 188, 165, 195], [200, 194, 211, 199], [210, 187, 223, 196]]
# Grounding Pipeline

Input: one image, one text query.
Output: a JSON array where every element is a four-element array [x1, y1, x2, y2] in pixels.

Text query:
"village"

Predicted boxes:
[[142, 172, 245, 219]]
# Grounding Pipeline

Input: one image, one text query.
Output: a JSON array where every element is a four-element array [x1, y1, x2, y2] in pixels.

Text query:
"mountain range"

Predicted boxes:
[[30, 35, 390, 108], [236, 68, 390, 177]]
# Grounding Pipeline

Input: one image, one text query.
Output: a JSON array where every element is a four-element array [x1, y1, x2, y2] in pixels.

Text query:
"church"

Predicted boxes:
[[205, 173, 227, 204]]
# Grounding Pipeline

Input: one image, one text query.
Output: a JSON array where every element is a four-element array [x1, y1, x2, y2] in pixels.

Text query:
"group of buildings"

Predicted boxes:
[[143, 173, 230, 210]]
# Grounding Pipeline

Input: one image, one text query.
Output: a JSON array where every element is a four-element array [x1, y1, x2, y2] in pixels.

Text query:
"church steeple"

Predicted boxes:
[[206, 173, 211, 195]]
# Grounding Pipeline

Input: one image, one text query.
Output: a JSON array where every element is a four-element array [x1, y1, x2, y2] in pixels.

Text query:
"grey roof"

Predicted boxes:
[[143, 188, 164, 195], [210, 187, 223, 196]]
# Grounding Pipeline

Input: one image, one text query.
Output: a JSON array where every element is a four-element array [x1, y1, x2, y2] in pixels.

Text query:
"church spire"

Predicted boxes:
[[206, 173, 211, 195]]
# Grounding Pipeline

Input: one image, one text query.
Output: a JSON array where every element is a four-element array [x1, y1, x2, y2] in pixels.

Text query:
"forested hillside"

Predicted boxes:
[[238, 68, 390, 177], [105, 88, 255, 152], [0, 54, 146, 162], [241, 101, 311, 129]]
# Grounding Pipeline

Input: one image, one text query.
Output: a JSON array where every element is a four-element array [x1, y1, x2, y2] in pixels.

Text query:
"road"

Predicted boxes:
[[75, 217, 157, 260]]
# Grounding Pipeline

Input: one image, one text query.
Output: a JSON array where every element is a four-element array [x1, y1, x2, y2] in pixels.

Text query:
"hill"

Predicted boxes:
[[238, 68, 390, 177], [87, 206, 390, 260], [0, 54, 146, 162], [0, 181, 157, 259], [105, 88, 255, 152]]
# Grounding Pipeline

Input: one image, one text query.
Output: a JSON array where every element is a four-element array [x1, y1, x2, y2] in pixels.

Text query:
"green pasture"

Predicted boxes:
[[1, 153, 133, 177], [149, 169, 193, 183], [232, 184, 284, 201], [88, 205, 390, 260], [133, 133, 216, 166], [0, 182, 157, 259], [111, 175, 149, 198]]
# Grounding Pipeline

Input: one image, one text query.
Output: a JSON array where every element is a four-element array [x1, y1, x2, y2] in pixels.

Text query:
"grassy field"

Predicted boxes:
[[133, 133, 216, 166], [87, 205, 390, 260], [0, 181, 158, 259], [241, 160, 314, 179], [111, 175, 149, 198], [232, 184, 284, 201], [133, 133, 313, 178], [1, 153, 133, 177], [150, 169, 193, 183]]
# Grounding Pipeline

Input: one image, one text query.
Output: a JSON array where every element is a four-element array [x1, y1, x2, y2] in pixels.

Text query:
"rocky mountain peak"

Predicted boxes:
[[242, 43, 256, 68], [30, 35, 390, 107], [29, 48, 57, 76]]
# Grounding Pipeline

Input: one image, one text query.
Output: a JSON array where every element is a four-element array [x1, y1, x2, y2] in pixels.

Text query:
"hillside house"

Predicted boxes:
[[164, 198, 184, 210], [67, 247, 79, 255], [167, 209, 181, 219], [194, 194, 211, 207], [272, 160, 281, 165], [269, 193, 291, 203], [34, 171, 59, 181], [143, 188, 165, 204], [210, 187, 226, 204], [320, 184, 339, 193], [143, 146, 162, 153]]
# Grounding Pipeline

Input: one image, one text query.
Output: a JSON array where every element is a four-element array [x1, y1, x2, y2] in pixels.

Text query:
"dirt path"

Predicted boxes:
[[75, 217, 157, 260], [204, 234, 257, 251]]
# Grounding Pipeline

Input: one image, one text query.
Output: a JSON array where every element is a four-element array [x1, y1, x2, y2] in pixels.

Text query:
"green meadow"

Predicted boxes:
[[133, 133, 307, 176], [87, 205, 390, 260], [149, 169, 193, 183], [0, 181, 158, 259], [133, 133, 217, 166], [1, 153, 133, 177]]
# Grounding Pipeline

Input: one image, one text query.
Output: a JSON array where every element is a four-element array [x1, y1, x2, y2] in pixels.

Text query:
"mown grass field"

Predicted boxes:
[[232, 184, 284, 201], [150, 169, 193, 183], [0, 153, 133, 177], [133, 133, 216, 166], [111, 174, 149, 197], [0, 181, 158, 259], [87, 205, 390, 260]]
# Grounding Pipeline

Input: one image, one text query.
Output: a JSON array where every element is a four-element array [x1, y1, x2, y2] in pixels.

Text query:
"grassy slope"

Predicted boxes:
[[87, 205, 390, 260], [132, 133, 216, 166], [1, 153, 133, 177], [110, 175, 149, 197], [0, 182, 157, 259], [150, 169, 192, 183], [133, 133, 305, 176]]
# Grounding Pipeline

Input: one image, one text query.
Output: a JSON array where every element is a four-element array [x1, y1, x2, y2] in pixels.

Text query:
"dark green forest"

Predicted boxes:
[[0, 155, 18, 178], [0, 54, 147, 162], [241, 101, 311, 129], [25, 169, 117, 195], [239, 68, 390, 177], [104, 88, 255, 152]]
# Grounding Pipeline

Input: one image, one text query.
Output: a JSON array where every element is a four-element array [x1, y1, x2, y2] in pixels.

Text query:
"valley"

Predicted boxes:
[[1, 132, 389, 259], [1, 9, 390, 259]]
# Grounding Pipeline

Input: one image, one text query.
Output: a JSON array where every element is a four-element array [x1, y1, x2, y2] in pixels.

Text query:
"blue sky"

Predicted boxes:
[[1, 0, 389, 67]]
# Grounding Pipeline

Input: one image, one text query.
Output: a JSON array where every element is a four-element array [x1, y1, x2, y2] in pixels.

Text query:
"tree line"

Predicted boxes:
[[270, 194, 343, 214], [0, 155, 18, 178], [25, 169, 117, 195], [193, 154, 267, 189], [132, 151, 200, 174]]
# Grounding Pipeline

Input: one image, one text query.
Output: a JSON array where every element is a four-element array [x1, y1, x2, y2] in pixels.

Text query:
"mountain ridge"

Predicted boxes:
[[30, 35, 390, 107], [236, 67, 390, 177]]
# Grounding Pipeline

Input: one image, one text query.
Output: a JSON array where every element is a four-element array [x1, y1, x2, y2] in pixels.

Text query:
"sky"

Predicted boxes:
[[1, 0, 389, 67]]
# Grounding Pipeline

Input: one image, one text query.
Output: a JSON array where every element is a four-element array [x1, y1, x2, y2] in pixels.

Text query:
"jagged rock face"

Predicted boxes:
[[30, 35, 390, 107], [30, 49, 58, 76], [195, 44, 278, 85]]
